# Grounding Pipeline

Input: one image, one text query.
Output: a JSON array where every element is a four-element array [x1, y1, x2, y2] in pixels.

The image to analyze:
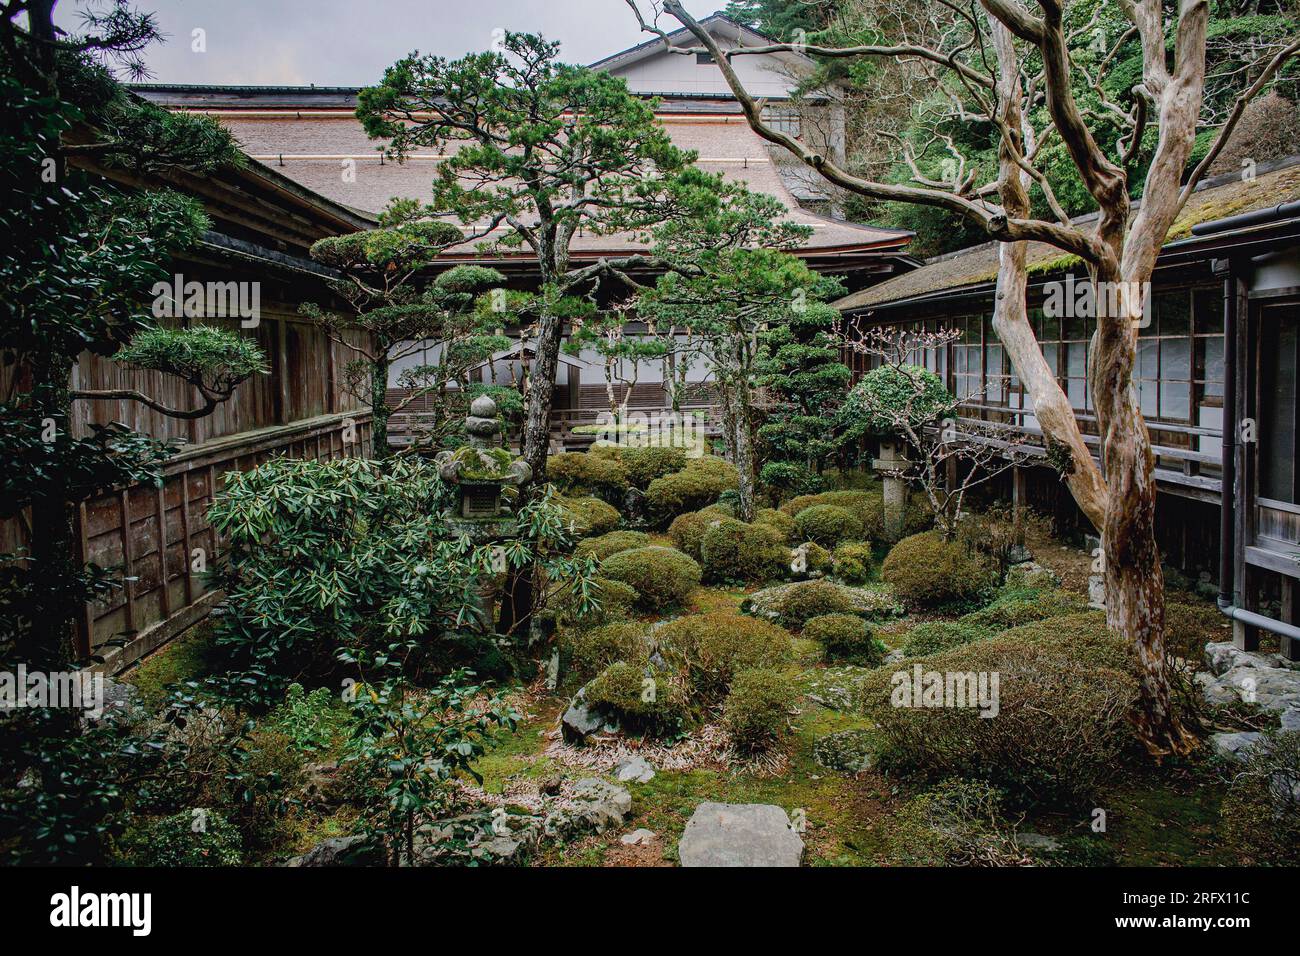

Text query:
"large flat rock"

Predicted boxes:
[[678, 802, 803, 867]]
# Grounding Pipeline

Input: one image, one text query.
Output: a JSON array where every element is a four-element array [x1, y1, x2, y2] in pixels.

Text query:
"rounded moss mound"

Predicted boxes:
[[832, 541, 875, 585], [618, 445, 689, 488], [658, 611, 794, 703], [753, 507, 796, 542], [902, 620, 992, 659], [558, 495, 621, 537], [771, 579, 857, 627], [546, 451, 629, 500], [723, 669, 797, 754], [700, 518, 789, 584], [645, 456, 739, 517], [856, 611, 1139, 804], [600, 546, 702, 610], [559, 621, 651, 687], [805, 613, 885, 664], [881, 531, 996, 609], [575, 530, 651, 563], [781, 489, 879, 518], [584, 661, 689, 738], [958, 586, 1088, 632], [794, 504, 865, 547], [666, 505, 733, 559]]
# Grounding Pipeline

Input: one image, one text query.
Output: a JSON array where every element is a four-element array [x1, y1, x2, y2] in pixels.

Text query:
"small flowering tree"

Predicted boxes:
[[840, 326, 1037, 539]]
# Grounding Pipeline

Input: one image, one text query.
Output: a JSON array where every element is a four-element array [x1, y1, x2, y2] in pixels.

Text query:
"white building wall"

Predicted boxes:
[[609, 41, 800, 98]]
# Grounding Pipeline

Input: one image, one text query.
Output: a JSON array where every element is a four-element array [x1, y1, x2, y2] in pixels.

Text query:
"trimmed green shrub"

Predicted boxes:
[[547, 451, 629, 501], [805, 613, 886, 664], [772, 579, 856, 627], [575, 530, 651, 562], [958, 587, 1087, 633], [753, 507, 796, 542], [601, 546, 701, 609], [584, 661, 689, 738], [781, 489, 879, 517], [858, 613, 1139, 804], [558, 495, 621, 537], [881, 531, 996, 609], [667, 505, 733, 559], [832, 541, 875, 585], [902, 621, 993, 658], [1165, 600, 1230, 661], [559, 621, 651, 686], [645, 455, 739, 516], [794, 504, 865, 547], [700, 518, 789, 583], [119, 809, 243, 867], [842, 364, 950, 436], [659, 612, 794, 702], [620, 445, 688, 488], [723, 669, 797, 753], [1219, 730, 1300, 866]]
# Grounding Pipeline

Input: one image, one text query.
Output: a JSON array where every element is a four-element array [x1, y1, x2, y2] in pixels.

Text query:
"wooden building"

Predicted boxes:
[[131, 14, 918, 444], [2, 147, 376, 671], [835, 158, 1300, 658]]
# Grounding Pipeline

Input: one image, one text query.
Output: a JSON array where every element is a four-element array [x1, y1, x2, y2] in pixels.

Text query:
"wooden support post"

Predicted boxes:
[[1011, 465, 1026, 524], [155, 483, 171, 618], [119, 489, 135, 633], [1281, 576, 1299, 662], [74, 502, 94, 660]]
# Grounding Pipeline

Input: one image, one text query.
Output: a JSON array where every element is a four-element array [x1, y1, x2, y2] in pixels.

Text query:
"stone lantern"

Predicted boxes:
[[872, 440, 910, 542], [435, 395, 531, 542]]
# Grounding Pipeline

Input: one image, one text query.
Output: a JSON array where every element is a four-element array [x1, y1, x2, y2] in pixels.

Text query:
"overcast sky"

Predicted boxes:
[[68, 0, 718, 86]]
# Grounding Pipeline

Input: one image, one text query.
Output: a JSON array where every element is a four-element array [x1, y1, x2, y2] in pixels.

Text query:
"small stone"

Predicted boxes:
[[1015, 832, 1062, 852], [284, 835, 378, 867], [614, 755, 655, 784], [1209, 731, 1265, 763], [620, 828, 657, 846], [678, 803, 804, 868]]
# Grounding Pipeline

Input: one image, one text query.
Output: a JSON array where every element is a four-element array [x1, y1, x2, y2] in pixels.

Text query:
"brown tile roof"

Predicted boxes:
[[189, 112, 909, 255], [834, 161, 1300, 312]]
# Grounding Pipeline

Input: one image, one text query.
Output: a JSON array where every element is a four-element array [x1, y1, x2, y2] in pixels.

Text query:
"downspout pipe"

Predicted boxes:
[[1212, 259, 1300, 647]]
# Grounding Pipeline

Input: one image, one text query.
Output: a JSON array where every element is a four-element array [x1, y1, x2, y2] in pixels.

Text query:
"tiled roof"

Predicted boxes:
[[834, 160, 1300, 312], [131, 101, 910, 254]]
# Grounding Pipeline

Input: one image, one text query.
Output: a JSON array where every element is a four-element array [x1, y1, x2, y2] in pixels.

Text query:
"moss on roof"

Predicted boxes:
[[836, 163, 1300, 312]]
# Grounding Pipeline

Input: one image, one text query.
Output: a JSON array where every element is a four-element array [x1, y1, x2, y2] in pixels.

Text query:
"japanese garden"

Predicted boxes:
[[2, 0, 1300, 897]]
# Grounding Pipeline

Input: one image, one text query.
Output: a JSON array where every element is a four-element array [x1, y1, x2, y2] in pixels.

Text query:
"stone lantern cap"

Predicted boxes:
[[435, 395, 531, 491]]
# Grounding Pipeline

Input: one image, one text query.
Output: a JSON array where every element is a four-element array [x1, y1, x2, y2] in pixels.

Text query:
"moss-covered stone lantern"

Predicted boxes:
[[435, 395, 531, 542]]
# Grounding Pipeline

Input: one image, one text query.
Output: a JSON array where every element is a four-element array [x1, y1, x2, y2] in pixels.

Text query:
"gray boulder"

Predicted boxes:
[[614, 755, 655, 784], [678, 802, 804, 867], [1209, 731, 1265, 764], [284, 835, 379, 867]]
